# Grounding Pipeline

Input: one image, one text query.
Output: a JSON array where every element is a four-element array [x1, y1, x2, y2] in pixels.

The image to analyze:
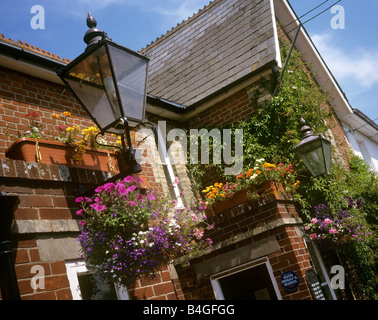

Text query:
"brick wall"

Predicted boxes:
[[173, 190, 313, 300], [126, 266, 179, 300], [0, 158, 108, 299], [0, 65, 172, 299]]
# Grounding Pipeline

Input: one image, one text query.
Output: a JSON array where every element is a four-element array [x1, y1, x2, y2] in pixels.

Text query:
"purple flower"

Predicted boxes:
[[79, 220, 86, 226], [84, 197, 92, 203], [75, 196, 84, 203], [90, 203, 107, 212], [76, 209, 83, 216]]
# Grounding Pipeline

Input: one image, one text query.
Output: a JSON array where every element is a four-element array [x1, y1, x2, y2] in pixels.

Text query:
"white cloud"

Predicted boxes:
[[312, 33, 378, 88]]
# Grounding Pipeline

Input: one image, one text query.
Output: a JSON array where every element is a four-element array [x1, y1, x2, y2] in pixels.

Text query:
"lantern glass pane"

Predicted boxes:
[[321, 139, 332, 173], [296, 140, 326, 177], [63, 45, 122, 131], [107, 43, 148, 123]]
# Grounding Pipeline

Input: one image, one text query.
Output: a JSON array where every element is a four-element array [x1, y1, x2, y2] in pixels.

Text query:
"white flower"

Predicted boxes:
[[149, 242, 154, 247], [140, 240, 145, 244], [250, 173, 258, 180]]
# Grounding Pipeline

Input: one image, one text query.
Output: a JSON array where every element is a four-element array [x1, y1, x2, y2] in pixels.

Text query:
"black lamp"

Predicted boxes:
[[57, 12, 149, 174], [294, 118, 332, 177]]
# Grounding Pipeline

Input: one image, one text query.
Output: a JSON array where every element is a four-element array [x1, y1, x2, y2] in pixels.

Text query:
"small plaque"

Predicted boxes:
[[280, 270, 299, 291]]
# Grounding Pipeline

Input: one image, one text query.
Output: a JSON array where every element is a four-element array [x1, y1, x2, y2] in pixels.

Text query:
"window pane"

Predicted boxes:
[[78, 272, 117, 300]]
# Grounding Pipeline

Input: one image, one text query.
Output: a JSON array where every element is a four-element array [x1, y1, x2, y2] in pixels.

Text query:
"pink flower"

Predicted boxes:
[[79, 220, 86, 226], [305, 225, 311, 230], [76, 209, 83, 216], [90, 203, 107, 212], [128, 201, 137, 207], [118, 186, 128, 196], [137, 194, 143, 202], [126, 185, 137, 193], [103, 182, 115, 192], [147, 193, 156, 201], [95, 185, 104, 193], [124, 175, 134, 183], [324, 218, 332, 224], [194, 228, 204, 240], [311, 218, 318, 224], [329, 228, 338, 234], [84, 197, 92, 203], [174, 176, 180, 185], [191, 213, 198, 222], [310, 233, 317, 240], [75, 197, 84, 203]]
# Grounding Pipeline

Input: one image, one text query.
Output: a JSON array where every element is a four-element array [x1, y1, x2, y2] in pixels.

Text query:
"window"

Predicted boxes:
[[210, 257, 282, 300], [65, 261, 129, 300]]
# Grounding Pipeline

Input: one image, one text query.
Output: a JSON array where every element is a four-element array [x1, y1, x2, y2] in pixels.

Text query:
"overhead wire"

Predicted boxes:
[[279, 0, 342, 37], [277, 0, 329, 34]]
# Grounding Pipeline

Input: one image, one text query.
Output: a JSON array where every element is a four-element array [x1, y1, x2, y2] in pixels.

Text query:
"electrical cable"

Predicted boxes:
[[279, 0, 342, 37], [277, 0, 329, 33]]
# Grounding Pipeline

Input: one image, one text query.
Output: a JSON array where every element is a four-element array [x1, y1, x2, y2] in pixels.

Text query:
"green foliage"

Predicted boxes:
[[186, 36, 378, 298]]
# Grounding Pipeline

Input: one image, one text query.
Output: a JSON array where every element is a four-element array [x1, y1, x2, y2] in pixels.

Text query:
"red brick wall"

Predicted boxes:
[[0, 66, 165, 194], [174, 191, 312, 300], [187, 89, 255, 129], [0, 158, 116, 299], [126, 266, 178, 300]]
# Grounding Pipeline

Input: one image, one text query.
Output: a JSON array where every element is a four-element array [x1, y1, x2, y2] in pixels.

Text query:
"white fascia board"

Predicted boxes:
[[0, 53, 64, 85]]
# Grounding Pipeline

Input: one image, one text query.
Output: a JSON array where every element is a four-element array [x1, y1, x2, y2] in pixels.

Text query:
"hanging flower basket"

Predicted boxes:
[[75, 176, 213, 286], [5, 137, 119, 172]]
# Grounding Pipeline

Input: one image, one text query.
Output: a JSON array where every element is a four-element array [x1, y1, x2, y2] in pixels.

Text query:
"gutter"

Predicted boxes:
[[0, 40, 67, 69]]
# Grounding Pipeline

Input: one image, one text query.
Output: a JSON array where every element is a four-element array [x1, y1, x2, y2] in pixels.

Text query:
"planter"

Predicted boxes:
[[204, 180, 284, 216], [205, 189, 249, 217], [5, 137, 119, 172], [258, 179, 284, 194]]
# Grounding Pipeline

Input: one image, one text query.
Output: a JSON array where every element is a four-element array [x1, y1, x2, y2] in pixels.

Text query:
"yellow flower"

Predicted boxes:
[[63, 111, 71, 117], [65, 126, 78, 133], [52, 114, 60, 119], [202, 186, 213, 193]]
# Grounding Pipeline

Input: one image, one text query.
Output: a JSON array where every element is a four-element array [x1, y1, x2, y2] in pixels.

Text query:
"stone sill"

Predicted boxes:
[[12, 219, 82, 234], [0, 158, 114, 184]]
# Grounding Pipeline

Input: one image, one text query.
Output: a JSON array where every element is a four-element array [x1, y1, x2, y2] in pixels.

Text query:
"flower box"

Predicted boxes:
[[205, 180, 284, 216], [5, 137, 119, 172], [205, 189, 249, 217]]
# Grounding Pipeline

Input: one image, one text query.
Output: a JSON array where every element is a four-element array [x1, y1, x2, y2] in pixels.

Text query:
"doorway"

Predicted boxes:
[[211, 258, 281, 300]]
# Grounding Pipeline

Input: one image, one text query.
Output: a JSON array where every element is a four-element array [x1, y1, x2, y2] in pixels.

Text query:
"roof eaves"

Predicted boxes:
[[0, 33, 70, 65]]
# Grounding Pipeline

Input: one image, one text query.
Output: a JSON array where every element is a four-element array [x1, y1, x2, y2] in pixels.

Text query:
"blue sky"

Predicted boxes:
[[0, 0, 377, 122]]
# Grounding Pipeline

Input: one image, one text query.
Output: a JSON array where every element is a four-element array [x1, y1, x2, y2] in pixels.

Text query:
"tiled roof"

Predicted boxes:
[[0, 33, 71, 64], [141, 0, 278, 107]]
